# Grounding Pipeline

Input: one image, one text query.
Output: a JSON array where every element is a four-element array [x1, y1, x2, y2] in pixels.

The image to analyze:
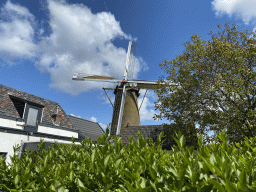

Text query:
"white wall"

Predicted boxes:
[[0, 118, 24, 130], [0, 132, 81, 165], [38, 126, 78, 138], [0, 118, 78, 138]]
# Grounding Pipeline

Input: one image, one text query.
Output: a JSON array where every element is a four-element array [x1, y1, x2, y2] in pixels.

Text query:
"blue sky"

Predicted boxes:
[[0, 0, 256, 141]]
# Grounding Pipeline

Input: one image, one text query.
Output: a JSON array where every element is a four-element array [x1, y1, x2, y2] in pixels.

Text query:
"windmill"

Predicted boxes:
[[72, 41, 179, 136]]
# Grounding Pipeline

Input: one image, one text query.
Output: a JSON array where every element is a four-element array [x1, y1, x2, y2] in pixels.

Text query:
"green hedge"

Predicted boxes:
[[1, 128, 256, 191]]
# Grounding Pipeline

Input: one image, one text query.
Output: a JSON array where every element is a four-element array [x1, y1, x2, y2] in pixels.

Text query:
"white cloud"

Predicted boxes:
[[212, 0, 256, 24], [90, 116, 97, 122], [69, 113, 81, 118], [0, 0, 36, 60], [36, 0, 144, 95], [3, 0, 34, 18], [0, 0, 147, 94]]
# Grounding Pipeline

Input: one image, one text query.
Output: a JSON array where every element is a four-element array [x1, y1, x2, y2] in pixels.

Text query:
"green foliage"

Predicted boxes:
[[161, 122, 200, 151], [1, 128, 256, 191], [154, 23, 256, 146]]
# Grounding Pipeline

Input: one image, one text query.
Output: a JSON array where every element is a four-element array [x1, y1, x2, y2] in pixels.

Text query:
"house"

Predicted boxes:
[[0, 84, 104, 165]]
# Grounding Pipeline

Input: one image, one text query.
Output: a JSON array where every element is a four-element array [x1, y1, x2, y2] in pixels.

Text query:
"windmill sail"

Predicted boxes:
[[72, 73, 121, 83], [116, 41, 133, 135], [136, 81, 177, 89], [127, 41, 137, 79], [137, 83, 160, 89], [82, 75, 115, 80], [116, 84, 126, 135]]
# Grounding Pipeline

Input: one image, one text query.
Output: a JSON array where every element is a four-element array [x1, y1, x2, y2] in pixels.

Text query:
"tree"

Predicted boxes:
[[154, 23, 256, 146]]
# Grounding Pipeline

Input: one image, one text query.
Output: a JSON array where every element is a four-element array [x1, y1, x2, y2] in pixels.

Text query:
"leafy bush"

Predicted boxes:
[[1, 128, 256, 191]]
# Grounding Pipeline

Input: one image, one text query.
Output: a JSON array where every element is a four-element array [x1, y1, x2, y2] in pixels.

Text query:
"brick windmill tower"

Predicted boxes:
[[72, 41, 179, 136]]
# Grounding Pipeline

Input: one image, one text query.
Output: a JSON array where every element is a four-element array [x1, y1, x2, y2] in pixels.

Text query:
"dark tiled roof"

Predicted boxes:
[[120, 125, 164, 145], [67, 115, 105, 142], [0, 84, 74, 130]]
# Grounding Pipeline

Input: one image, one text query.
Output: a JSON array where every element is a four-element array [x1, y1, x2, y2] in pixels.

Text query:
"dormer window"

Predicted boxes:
[[10, 95, 44, 132], [23, 104, 43, 132]]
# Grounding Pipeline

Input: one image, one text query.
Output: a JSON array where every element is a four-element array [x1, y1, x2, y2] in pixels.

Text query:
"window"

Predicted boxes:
[[23, 104, 43, 132], [27, 107, 39, 126]]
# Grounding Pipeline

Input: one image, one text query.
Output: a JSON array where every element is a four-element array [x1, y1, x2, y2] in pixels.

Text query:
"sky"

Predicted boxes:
[[0, 0, 256, 142]]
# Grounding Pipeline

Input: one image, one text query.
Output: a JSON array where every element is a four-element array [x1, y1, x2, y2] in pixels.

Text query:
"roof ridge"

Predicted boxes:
[[0, 84, 59, 104], [68, 114, 98, 124]]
